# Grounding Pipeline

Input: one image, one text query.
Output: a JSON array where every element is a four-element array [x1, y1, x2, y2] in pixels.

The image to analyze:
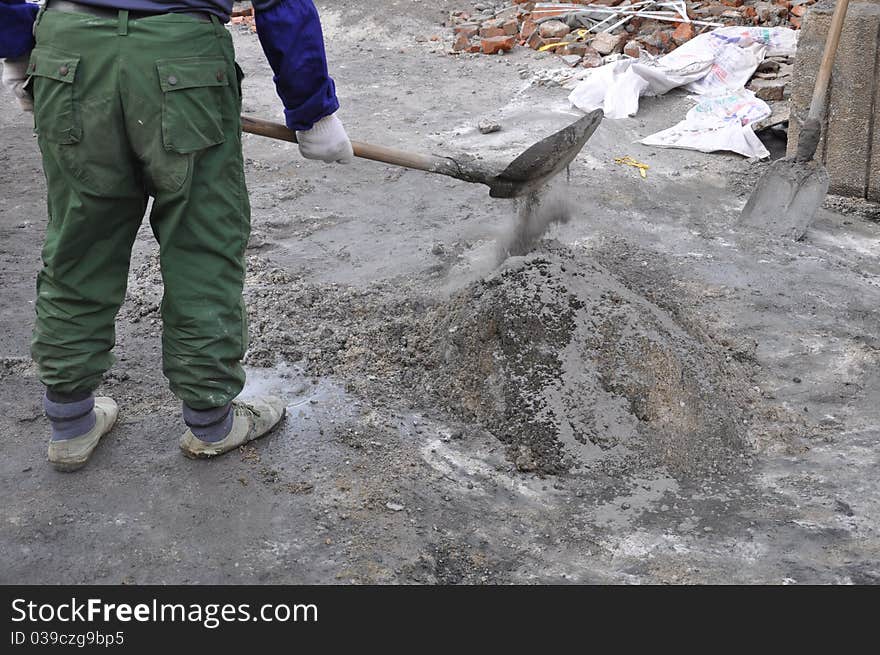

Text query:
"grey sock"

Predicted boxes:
[[182, 403, 233, 443], [44, 393, 97, 441]]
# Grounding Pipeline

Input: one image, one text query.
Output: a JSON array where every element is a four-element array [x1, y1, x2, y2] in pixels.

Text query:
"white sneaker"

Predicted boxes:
[[47, 397, 119, 472], [179, 396, 286, 459]]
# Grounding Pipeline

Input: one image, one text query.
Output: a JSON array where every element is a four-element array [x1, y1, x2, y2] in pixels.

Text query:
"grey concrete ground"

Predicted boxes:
[[1, 1, 879, 583]]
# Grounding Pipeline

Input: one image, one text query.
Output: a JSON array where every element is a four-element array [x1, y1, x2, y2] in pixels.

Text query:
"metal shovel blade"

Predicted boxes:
[[740, 159, 830, 241], [488, 109, 604, 198]]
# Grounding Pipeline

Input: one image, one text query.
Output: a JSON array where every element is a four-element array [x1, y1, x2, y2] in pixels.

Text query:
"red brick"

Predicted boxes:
[[453, 33, 471, 51], [624, 39, 641, 58], [480, 26, 505, 38], [481, 35, 516, 55], [502, 19, 520, 36], [581, 46, 603, 68], [531, 5, 582, 21], [591, 31, 622, 54], [539, 19, 571, 39], [672, 21, 695, 44], [454, 24, 479, 39], [527, 30, 546, 50], [748, 78, 786, 101], [559, 42, 590, 56], [520, 18, 538, 40]]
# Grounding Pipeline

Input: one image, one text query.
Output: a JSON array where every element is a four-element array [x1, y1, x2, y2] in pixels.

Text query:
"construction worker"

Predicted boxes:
[[1, 0, 353, 471]]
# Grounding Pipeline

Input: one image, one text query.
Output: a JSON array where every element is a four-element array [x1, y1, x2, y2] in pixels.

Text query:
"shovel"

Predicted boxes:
[[241, 109, 603, 199], [740, 0, 849, 240]]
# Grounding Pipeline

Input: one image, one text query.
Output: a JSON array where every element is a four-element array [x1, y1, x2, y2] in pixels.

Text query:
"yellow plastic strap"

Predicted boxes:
[[614, 156, 650, 179]]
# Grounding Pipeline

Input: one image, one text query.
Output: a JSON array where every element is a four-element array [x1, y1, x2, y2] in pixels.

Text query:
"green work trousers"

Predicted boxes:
[[29, 9, 249, 410]]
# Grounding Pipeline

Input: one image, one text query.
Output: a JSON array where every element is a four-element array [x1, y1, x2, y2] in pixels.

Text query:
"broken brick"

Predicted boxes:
[[581, 46, 603, 68], [591, 31, 622, 55], [454, 24, 479, 39], [672, 21, 695, 45], [480, 26, 506, 38], [502, 19, 520, 35], [453, 33, 471, 52], [520, 18, 538, 40], [748, 78, 786, 101], [527, 29, 546, 50], [481, 35, 516, 55], [539, 19, 571, 39], [624, 39, 642, 58]]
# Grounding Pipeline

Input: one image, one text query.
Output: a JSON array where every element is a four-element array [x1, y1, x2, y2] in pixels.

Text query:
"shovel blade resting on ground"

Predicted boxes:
[[740, 0, 848, 241], [740, 159, 830, 241], [241, 109, 603, 199]]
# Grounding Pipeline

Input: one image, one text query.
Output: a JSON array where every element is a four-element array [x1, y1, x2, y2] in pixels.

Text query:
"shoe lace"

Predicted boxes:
[[234, 401, 262, 418]]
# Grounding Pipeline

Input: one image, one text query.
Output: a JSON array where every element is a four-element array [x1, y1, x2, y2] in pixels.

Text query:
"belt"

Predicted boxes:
[[45, 0, 213, 22]]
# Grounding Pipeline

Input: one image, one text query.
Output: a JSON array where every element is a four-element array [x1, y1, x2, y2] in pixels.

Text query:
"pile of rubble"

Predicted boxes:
[[451, 1, 812, 64], [747, 53, 794, 102], [230, 4, 256, 32]]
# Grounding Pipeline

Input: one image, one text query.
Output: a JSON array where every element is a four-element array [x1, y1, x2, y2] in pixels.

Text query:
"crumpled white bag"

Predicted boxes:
[[642, 89, 772, 158]]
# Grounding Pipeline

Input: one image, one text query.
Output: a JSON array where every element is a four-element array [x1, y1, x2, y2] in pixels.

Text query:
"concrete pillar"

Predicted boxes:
[[787, 0, 880, 200]]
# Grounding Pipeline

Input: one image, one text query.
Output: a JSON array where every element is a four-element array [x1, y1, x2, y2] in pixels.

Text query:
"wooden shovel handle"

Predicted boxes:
[[808, 0, 850, 121], [240, 114, 446, 174]]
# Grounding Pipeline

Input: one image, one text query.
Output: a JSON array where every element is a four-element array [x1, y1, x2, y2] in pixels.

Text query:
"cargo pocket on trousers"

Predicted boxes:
[[156, 57, 229, 154], [27, 46, 82, 144]]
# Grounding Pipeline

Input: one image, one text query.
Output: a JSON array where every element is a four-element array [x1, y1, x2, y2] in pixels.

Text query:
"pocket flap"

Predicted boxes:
[[28, 47, 80, 84], [156, 57, 230, 93]]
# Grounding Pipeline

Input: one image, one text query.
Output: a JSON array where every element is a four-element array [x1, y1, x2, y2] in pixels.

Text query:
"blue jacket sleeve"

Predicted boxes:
[[252, 0, 340, 131], [0, 0, 39, 59]]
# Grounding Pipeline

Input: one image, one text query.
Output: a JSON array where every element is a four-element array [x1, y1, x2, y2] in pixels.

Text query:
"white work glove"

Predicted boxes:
[[296, 113, 354, 164], [2, 55, 33, 112]]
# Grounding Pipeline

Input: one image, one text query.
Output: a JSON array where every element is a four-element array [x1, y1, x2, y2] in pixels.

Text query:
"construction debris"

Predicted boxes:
[[230, 5, 257, 32], [448, 2, 806, 145], [569, 26, 798, 157], [450, 1, 812, 64]]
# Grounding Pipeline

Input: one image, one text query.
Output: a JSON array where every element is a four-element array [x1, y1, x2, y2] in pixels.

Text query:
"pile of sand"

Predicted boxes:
[[243, 244, 751, 477]]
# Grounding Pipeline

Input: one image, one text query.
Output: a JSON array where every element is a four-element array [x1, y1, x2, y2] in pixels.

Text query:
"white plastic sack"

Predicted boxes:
[[642, 89, 772, 158], [567, 60, 647, 119], [568, 45, 714, 119], [683, 41, 764, 95], [708, 25, 798, 57]]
